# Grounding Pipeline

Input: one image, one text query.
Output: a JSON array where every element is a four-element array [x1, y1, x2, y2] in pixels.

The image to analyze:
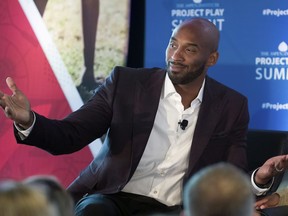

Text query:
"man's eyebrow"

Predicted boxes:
[[170, 37, 177, 41], [169, 37, 199, 48]]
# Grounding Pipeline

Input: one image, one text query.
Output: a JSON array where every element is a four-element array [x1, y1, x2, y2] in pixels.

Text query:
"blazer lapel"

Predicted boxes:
[[130, 68, 166, 174], [186, 77, 224, 175]]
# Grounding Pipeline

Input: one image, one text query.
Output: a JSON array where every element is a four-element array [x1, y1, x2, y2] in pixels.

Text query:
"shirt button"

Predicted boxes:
[[153, 190, 158, 194]]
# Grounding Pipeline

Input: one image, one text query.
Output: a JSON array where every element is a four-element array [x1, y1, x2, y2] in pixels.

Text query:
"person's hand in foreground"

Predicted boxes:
[[255, 193, 280, 210]]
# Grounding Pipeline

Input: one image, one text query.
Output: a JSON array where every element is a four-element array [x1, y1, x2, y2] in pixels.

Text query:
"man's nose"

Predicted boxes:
[[171, 48, 184, 61]]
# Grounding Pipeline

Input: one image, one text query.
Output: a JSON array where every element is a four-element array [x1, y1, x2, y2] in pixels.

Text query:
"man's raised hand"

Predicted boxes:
[[0, 77, 33, 129]]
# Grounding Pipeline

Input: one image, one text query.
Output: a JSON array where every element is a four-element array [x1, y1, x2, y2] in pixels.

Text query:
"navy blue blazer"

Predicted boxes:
[[15, 66, 249, 201]]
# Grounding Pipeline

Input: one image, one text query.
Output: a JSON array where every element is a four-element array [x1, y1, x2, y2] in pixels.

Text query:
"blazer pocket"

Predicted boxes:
[[208, 132, 230, 149], [210, 132, 228, 140]]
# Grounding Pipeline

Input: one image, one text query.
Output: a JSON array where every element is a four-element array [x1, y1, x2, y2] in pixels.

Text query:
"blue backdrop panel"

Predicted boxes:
[[145, 0, 288, 131]]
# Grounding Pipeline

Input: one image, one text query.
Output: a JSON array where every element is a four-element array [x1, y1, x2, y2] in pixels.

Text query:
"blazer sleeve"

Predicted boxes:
[[14, 67, 120, 154]]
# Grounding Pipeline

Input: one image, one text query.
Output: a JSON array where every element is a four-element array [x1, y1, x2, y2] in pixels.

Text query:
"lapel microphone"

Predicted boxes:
[[179, 119, 188, 130]]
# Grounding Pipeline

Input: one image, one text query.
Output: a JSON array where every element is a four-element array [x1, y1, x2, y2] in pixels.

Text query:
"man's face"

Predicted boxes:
[[165, 23, 214, 85]]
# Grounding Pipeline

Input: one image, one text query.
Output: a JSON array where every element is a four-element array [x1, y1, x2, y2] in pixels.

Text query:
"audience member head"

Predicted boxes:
[[183, 162, 255, 216], [0, 180, 54, 216], [24, 175, 75, 216]]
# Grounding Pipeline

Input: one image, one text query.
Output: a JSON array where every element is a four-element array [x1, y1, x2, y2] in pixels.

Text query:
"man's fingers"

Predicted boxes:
[[0, 90, 6, 109], [274, 162, 284, 172], [6, 77, 19, 94], [0, 99, 4, 109], [4, 106, 13, 119], [254, 201, 266, 210]]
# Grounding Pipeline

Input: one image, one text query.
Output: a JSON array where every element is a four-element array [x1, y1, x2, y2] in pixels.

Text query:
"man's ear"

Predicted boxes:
[[207, 51, 219, 67]]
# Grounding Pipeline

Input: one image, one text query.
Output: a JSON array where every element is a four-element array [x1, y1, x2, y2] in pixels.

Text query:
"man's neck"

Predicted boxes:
[[174, 78, 205, 109]]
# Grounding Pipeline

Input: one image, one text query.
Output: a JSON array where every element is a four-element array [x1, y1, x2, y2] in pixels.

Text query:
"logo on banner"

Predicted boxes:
[[255, 41, 288, 80], [262, 8, 288, 17], [171, 1, 225, 31]]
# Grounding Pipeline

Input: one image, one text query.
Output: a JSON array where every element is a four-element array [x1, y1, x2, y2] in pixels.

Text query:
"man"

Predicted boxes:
[[183, 162, 255, 216], [0, 17, 283, 216]]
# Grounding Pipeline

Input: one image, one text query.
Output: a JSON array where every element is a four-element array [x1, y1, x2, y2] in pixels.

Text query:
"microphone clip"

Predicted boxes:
[[179, 119, 188, 130]]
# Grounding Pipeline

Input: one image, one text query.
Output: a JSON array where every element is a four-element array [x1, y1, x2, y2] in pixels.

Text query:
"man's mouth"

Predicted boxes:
[[168, 62, 186, 72]]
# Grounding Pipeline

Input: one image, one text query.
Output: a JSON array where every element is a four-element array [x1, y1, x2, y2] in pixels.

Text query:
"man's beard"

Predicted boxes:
[[167, 62, 206, 85]]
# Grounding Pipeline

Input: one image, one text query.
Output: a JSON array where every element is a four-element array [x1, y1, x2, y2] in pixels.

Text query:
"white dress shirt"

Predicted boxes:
[[122, 74, 203, 206]]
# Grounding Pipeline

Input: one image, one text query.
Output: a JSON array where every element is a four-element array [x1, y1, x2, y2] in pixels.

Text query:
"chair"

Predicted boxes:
[[246, 130, 288, 172]]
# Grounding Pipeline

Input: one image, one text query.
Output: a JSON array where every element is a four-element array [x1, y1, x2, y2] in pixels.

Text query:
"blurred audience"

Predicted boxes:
[[23, 175, 75, 216], [0, 180, 54, 216], [182, 162, 255, 216]]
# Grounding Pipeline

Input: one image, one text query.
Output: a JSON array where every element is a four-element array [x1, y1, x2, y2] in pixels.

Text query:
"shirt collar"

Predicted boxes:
[[163, 73, 205, 103]]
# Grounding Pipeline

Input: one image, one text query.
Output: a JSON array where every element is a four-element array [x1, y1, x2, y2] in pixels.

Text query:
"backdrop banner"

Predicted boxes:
[[145, 0, 288, 131], [0, 0, 130, 186]]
